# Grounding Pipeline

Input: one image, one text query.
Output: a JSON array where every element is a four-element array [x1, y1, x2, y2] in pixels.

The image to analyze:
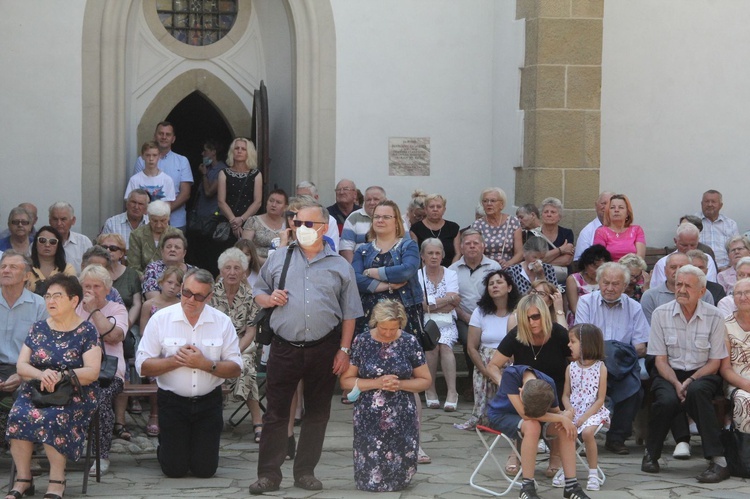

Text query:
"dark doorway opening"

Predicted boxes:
[[166, 91, 234, 209]]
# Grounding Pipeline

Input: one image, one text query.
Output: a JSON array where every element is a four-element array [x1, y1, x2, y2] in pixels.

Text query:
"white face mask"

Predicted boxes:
[[296, 224, 320, 247]]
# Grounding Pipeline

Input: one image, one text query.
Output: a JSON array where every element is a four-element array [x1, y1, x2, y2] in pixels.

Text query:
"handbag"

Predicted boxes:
[[187, 210, 220, 237], [89, 312, 119, 388], [252, 243, 296, 345], [212, 169, 253, 242], [29, 368, 82, 408], [417, 268, 441, 351], [721, 389, 750, 478]]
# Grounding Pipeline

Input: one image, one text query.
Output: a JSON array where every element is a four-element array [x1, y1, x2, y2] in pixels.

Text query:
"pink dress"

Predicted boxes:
[[569, 360, 610, 432], [593, 225, 646, 261]]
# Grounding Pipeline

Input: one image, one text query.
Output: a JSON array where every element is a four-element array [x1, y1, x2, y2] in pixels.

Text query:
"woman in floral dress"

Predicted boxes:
[[6, 274, 100, 499], [340, 300, 431, 492]]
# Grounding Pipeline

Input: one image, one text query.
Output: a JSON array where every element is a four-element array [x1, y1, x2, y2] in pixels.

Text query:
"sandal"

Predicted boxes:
[[417, 446, 431, 464], [425, 398, 440, 409], [253, 423, 263, 443], [113, 423, 131, 441], [43, 478, 65, 499], [505, 453, 520, 475], [146, 415, 159, 437], [6, 477, 34, 499], [340, 395, 353, 405], [545, 453, 561, 478], [453, 416, 479, 431]]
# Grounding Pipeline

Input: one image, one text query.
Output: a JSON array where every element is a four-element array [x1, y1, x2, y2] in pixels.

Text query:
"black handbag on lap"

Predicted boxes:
[[30, 368, 81, 408], [417, 268, 441, 351], [252, 243, 296, 345]]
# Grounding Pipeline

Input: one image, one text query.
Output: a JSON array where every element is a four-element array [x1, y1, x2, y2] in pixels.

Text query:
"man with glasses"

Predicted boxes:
[[136, 268, 241, 478], [48, 201, 93, 274], [296, 181, 340, 250], [101, 189, 150, 249], [574, 262, 649, 456], [0, 251, 47, 447], [651, 223, 718, 288], [0, 207, 34, 255], [249, 201, 362, 495], [327, 179, 360, 236]]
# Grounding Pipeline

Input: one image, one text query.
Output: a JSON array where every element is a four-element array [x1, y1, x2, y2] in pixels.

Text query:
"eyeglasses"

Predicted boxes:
[[292, 220, 326, 228], [38, 237, 59, 246], [10, 220, 30, 226], [335, 187, 355, 193], [530, 290, 548, 297], [181, 288, 209, 302], [527, 313, 543, 321], [284, 211, 298, 219], [43, 292, 66, 302], [99, 244, 123, 252], [372, 215, 395, 221]]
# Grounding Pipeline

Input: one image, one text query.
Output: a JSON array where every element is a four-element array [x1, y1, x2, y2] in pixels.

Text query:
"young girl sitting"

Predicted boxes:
[[560, 323, 610, 491]]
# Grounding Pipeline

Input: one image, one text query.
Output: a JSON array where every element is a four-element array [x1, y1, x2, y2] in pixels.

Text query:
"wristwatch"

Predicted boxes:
[[211, 361, 217, 372], [340, 346, 351, 355]]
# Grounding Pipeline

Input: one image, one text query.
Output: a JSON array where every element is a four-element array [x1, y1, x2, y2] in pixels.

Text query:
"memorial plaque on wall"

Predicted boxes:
[[389, 137, 430, 176]]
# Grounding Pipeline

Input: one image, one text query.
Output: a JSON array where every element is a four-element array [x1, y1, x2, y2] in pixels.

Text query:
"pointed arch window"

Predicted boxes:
[[157, 0, 237, 46]]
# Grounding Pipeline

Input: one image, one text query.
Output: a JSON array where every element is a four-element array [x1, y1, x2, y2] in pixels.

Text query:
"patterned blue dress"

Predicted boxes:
[[6, 321, 99, 460], [350, 331, 425, 491]]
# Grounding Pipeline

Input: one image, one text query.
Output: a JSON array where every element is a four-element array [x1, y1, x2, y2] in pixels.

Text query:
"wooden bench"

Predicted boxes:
[[645, 246, 671, 272]]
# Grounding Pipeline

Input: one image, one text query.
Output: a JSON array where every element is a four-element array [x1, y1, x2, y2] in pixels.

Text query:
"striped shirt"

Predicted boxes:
[[339, 208, 372, 253]]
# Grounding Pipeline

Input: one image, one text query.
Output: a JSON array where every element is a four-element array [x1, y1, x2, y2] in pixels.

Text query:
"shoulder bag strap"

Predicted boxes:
[[278, 242, 296, 290], [421, 265, 431, 314]]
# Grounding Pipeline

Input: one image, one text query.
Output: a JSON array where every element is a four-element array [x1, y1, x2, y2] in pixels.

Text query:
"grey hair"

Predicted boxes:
[[420, 237, 445, 257], [596, 261, 630, 283], [541, 197, 563, 213], [618, 253, 647, 271], [7, 206, 31, 225], [726, 235, 750, 253], [424, 193, 447, 208], [128, 188, 151, 201], [79, 264, 113, 290], [293, 199, 329, 221], [479, 187, 507, 206], [666, 251, 690, 267], [218, 247, 249, 272], [474, 203, 485, 218], [185, 268, 215, 286], [460, 228, 484, 244], [523, 236, 548, 254], [365, 186, 387, 198], [675, 264, 707, 288], [82, 245, 113, 270], [147, 200, 171, 217], [675, 222, 700, 238], [48, 201, 74, 217], [0, 250, 32, 273], [686, 249, 708, 266], [296, 180, 318, 197], [736, 256, 750, 271]]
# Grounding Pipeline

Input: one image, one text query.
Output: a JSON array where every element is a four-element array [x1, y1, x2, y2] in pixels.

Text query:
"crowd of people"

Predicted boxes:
[[2, 121, 749, 498]]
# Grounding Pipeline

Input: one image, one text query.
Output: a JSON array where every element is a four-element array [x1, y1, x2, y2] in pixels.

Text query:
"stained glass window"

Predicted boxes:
[[157, 0, 237, 46]]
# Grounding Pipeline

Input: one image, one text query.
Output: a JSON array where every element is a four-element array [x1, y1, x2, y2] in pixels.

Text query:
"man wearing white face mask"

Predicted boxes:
[[250, 201, 363, 495]]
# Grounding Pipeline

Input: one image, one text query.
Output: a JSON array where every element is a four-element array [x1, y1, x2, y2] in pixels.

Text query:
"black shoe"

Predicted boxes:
[[563, 483, 591, 499], [249, 477, 280, 495], [605, 440, 630, 455], [519, 482, 541, 499], [696, 462, 731, 483], [641, 453, 660, 473], [286, 434, 296, 460], [294, 475, 323, 491]]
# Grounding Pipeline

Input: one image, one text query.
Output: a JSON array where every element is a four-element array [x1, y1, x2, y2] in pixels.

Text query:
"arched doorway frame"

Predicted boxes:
[[81, 0, 336, 235]]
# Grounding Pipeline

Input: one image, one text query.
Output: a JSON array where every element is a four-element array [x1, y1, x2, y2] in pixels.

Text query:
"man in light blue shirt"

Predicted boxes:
[[133, 121, 193, 230]]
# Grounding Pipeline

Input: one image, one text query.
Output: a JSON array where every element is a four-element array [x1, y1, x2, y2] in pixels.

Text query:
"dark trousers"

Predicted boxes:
[[456, 319, 475, 380], [646, 371, 723, 460], [257, 333, 339, 484], [606, 387, 643, 444], [157, 387, 224, 478]]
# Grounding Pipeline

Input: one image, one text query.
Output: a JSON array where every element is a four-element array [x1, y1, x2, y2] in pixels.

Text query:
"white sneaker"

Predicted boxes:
[[89, 458, 110, 476], [551, 467, 565, 487], [587, 474, 601, 491], [672, 441, 691, 460], [689, 422, 699, 435], [537, 438, 549, 453]]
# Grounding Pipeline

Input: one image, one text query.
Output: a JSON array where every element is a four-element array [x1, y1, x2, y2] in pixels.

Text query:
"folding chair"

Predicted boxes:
[[469, 425, 523, 496], [227, 371, 267, 428]]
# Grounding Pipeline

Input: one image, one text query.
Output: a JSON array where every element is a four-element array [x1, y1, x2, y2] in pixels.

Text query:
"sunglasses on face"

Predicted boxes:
[[99, 244, 123, 252], [527, 313, 543, 321], [11, 220, 30, 226], [292, 220, 325, 228], [181, 288, 209, 302], [38, 237, 58, 246]]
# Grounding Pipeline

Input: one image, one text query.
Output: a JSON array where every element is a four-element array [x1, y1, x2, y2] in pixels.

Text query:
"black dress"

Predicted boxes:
[[409, 220, 460, 267], [221, 168, 260, 245]]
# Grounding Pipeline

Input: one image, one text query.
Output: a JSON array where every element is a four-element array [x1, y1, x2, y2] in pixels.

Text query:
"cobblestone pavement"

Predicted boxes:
[[3, 397, 750, 498]]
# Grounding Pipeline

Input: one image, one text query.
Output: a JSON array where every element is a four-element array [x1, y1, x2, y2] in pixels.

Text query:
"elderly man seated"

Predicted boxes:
[[574, 262, 649, 455], [642, 265, 729, 483], [650, 223, 717, 288]]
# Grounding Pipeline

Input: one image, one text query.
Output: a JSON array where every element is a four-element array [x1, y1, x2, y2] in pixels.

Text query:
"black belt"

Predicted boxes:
[[274, 324, 341, 348], [159, 386, 220, 402]]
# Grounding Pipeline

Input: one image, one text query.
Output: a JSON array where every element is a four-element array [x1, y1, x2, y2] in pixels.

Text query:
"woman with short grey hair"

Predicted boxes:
[[538, 197, 574, 284]]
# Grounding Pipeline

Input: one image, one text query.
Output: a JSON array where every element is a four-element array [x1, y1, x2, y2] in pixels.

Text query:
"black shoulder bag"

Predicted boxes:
[[252, 243, 296, 345], [417, 266, 441, 351], [30, 368, 82, 408]]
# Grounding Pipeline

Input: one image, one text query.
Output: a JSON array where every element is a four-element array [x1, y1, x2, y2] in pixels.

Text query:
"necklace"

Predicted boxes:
[[530, 339, 545, 361], [424, 220, 444, 238]]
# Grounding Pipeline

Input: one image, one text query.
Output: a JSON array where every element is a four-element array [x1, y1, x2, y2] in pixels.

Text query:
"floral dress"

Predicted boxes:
[[417, 268, 459, 347], [6, 321, 99, 460], [569, 360, 610, 432], [242, 215, 285, 259], [472, 216, 521, 263], [725, 317, 750, 432], [350, 332, 425, 491]]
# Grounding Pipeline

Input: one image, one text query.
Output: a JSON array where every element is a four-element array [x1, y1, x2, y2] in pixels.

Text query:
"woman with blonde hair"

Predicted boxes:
[[403, 189, 427, 230], [409, 194, 461, 266], [217, 137, 263, 242], [471, 187, 523, 268]]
